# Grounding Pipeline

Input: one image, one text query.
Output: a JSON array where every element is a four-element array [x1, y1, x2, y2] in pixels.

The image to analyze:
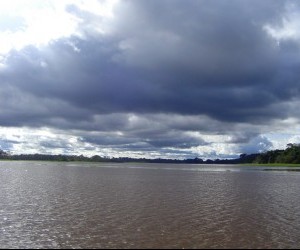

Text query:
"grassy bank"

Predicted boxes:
[[239, 163, 300, 167]]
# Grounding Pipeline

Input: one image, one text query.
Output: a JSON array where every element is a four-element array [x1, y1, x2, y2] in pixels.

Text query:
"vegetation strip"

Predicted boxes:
[[1, 143, 300, 165]]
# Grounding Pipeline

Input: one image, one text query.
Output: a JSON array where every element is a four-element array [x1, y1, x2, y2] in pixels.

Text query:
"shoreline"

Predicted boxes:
[[1, 159, 300, 167], [239, 163, 300, 167]]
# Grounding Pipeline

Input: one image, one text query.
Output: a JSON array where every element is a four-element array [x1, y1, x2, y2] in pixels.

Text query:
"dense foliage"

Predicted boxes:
[[253, 144, 300, 164]]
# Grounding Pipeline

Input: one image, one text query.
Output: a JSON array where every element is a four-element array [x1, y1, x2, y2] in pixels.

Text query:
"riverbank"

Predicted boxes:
[[239, 163, 300, 167]]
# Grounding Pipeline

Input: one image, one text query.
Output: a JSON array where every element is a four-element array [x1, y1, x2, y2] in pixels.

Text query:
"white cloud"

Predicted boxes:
[[264, 2, 300, 43], [0, 0, 119, 57], [69, 0, 119, 18], [0, 127, 96, 156], [0, 1, 77, 55]]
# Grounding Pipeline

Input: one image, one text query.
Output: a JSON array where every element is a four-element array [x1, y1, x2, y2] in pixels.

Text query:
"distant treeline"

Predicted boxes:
[[251, 143, 300, 164], [227, 143, 300, 164], [0, 143, 299, 164], [0, 151, 208, 164]]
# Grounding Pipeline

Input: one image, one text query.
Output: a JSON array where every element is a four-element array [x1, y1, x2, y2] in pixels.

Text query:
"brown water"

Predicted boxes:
[[0, 161, 300, 249]]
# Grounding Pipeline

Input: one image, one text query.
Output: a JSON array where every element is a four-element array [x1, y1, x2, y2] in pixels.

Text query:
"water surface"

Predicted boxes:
[[0, 161, 300, 249]]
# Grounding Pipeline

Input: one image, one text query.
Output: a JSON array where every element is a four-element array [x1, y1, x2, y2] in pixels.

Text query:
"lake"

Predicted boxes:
[[0, 161, 300, 249]]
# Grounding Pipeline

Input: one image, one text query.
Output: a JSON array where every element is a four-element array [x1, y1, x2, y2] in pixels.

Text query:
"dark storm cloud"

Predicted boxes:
[[4, 35, 298, 123], [79, 127, 207, 151], [0, 0, 299, 156], [4, 1, 299, 118]]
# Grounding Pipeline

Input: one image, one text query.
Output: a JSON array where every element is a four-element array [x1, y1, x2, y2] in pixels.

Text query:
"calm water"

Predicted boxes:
[[0, 162, 300, 249]]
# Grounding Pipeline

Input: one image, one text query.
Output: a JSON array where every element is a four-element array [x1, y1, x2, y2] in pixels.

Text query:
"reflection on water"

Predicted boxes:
[[0, 161, 300, 249]]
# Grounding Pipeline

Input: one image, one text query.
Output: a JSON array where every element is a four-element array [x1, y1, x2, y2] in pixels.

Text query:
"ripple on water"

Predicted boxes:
[[0, 162, 300, 248]]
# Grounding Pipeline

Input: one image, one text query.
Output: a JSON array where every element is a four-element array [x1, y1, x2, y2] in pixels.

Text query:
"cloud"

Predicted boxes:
[[239, 136, 273, 154], [0, 0, 300, 158]]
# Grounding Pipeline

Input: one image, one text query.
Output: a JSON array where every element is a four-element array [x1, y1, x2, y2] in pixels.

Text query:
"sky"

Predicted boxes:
[[0, 0, 300, 159]]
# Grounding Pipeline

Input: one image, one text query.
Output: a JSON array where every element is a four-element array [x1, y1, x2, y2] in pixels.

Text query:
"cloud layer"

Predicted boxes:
[[1, 0, 300, 158]]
